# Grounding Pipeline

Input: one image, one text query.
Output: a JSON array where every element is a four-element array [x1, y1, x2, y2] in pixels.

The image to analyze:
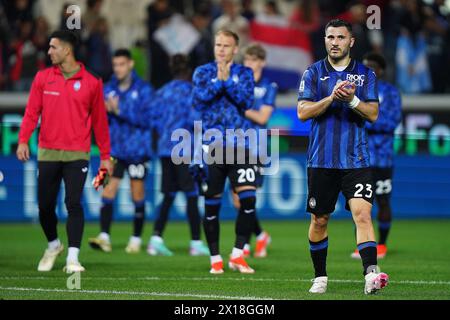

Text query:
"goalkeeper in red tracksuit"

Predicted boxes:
[[16, 30, 112, 273]]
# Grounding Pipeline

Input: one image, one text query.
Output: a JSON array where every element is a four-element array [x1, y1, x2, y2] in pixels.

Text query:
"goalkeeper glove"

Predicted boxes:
[[92, 167, 110, 191]]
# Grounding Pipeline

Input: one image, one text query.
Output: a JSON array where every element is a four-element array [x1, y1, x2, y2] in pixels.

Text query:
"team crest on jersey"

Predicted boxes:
[[232, 74, 239, 84], [346, 74, 365, 86], [73, 81, 81, 91], [254, 86, 267, 99], [309, 197, 316, 209], [131, 90, 138, 99]]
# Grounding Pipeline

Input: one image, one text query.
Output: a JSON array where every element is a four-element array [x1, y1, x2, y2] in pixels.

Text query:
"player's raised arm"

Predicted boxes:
[[297, 70, 341, 121], [115, 84, 155, 128], [192, 66, 224, 106], [223, 66, 254, 111]]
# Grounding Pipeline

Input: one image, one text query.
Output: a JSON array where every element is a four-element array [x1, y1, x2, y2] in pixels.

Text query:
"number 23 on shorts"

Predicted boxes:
[[354, 183, 373, 198]]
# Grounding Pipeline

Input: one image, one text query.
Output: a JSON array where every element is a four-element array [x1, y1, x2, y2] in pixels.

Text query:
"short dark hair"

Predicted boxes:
[[215, 29, 240, 46], [170, 54, 191, 79], [244, 43, 266, 60], [113, 48, 132, 59], [50, 30, 79, 50], [325, 19, 353, 35], [363, 52, 387, 70]]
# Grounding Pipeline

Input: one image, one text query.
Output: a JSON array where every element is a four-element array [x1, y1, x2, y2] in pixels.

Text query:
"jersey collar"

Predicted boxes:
[[324, 57, 356, 73], [53, 62, 85, 79]]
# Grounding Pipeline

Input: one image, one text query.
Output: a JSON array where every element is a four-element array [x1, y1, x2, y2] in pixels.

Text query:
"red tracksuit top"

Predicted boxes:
[[19, 63, 111, 160]]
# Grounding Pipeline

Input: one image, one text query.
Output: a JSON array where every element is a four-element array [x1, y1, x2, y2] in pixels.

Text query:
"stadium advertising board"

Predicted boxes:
[[1, 109, 450, 221]]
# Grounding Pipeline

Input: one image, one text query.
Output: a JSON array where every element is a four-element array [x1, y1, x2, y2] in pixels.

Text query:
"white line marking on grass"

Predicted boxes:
[[0, 286, 274, 300], [1, 276, 450, 286]]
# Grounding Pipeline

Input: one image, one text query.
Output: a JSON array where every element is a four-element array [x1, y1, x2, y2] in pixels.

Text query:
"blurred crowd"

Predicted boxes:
[[0, 0, 449, 93]]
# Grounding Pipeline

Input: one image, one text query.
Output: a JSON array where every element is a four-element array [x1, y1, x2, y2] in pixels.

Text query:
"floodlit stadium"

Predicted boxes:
[[0, 0, 450, 306]]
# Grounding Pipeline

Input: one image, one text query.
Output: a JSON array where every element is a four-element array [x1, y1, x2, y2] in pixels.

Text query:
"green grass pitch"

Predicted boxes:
[[0, 219, 449, 300]]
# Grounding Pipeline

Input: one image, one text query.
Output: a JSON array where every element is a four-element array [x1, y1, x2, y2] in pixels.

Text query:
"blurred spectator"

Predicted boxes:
[[255, 0, 286, 25], [147, 0, 173, 35], [241, 0, 255, 21], [212, 0, 249, 52], [395, 0, 432, 93], [0, 2, 10, 90], [3, 0, 35, 37], [423, 0, 449, 93], [33, 16, 50, 65], [382, 0, 406, 84], [189, 5, 214, 69], [289, 0, 322, 61], [0, 0, 448, 95], [147, 0, 173, 88], [264, 0, 279, 15], [169, 0, 187, 14], [317, 0, 352, 19], [86, 17, 112, 81], [289, 0, 321, 33], [84, 0, 104, 35], [9, 19, 46, 91], [347, 3, 381, 61]]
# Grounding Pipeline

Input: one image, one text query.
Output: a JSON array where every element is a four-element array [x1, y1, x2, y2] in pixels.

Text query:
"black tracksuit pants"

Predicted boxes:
[[38, 160, 88, 248]]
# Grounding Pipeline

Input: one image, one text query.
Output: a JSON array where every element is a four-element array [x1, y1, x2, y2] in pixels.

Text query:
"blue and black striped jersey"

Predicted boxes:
[[298, 58, 379, 169], [366, 80, 402, 168]]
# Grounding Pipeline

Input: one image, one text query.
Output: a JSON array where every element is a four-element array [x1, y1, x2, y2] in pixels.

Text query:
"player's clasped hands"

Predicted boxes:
[[105, 96, 120, 115], [332, 80, 356, 103], [217, 61, 232, 81]]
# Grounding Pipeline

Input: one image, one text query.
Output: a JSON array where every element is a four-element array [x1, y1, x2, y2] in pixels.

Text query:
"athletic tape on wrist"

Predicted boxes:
[[349, 95, 360, 109]]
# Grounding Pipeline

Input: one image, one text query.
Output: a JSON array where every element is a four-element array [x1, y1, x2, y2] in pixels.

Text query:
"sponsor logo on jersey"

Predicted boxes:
[[346, 74, 365, 86]]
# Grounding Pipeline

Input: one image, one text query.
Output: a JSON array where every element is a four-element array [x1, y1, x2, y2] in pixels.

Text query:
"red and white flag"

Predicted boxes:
[[250, 15, 313, 90]]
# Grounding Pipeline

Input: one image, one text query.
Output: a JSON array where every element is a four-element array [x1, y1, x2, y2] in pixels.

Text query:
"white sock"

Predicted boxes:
[[231, 247, 243, 259], [210, 255, 222, 264], [190, 240, 202, 247], [150, 235, 163, 244], [99, 232, 110, 242], [67, 247, 80, 263], [129, 236, 141, 245], [244, 243, 251, 251], [256, 231, 267, 241], [48, 239, 61, 250]]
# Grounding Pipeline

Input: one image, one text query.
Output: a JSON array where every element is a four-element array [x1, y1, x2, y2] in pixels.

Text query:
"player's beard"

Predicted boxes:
[[328, 46, 350, 63]]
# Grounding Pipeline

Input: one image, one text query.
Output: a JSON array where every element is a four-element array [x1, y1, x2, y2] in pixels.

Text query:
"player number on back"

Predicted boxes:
[[354, 183, 373, 198], [128, 164, 145, 179], [375, 179, 392, 195], [237, 168, 255, 183]]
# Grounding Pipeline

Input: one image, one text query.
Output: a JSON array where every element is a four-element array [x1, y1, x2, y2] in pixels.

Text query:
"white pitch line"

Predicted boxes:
[[1, 276, 450, 286], [0, 286, 274, 300]]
